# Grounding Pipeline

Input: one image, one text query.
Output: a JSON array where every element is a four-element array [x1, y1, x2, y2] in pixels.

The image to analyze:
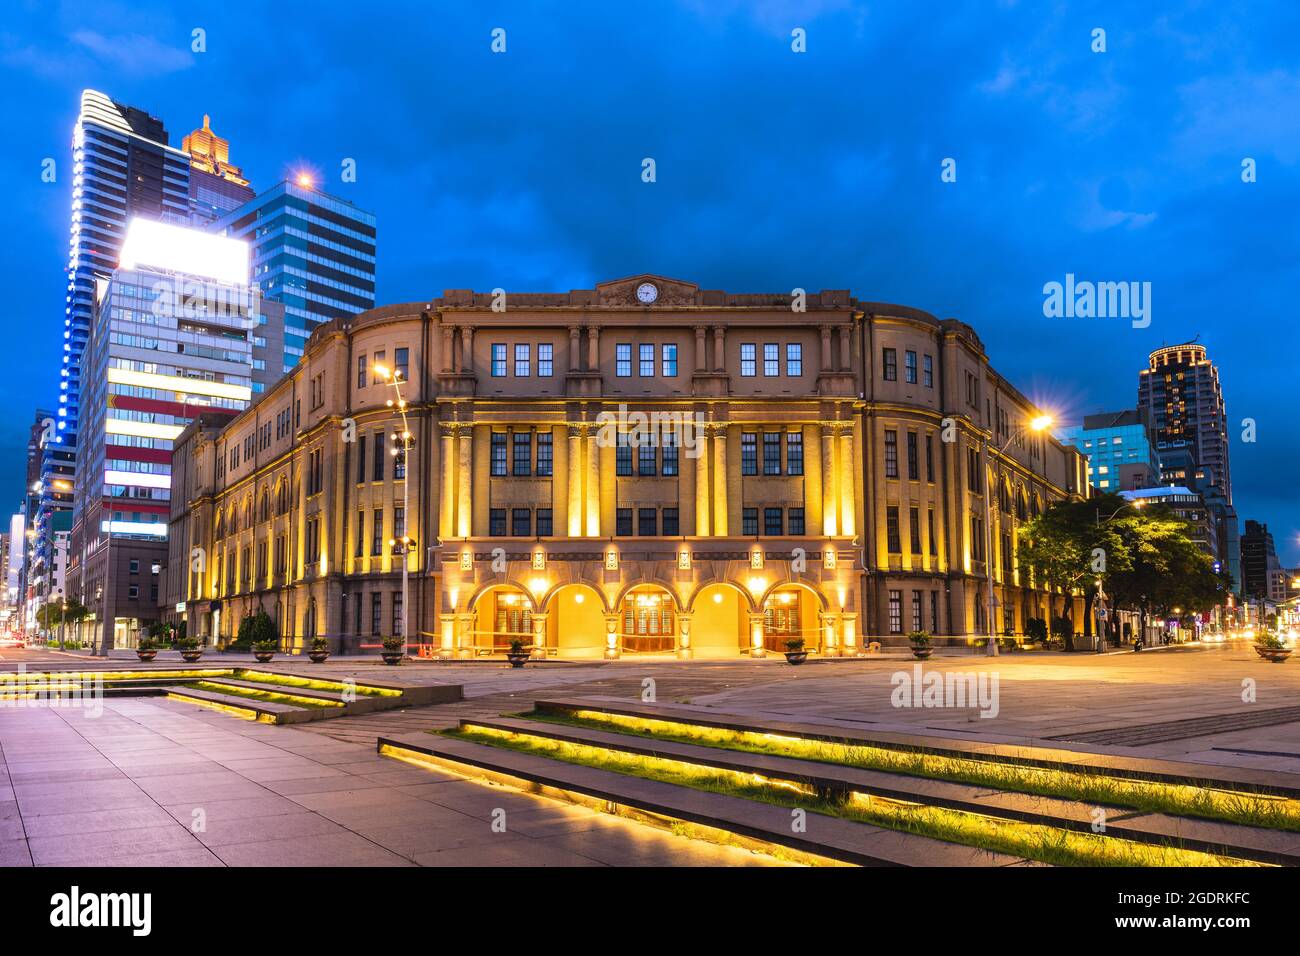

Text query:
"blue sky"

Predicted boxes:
[[1, 0, 1297, 563]]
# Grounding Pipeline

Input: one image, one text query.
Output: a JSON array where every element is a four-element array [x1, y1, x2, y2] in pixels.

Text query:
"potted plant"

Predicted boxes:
[[177, 637, 203, 663], [1254, 631, 1292, 663], [251, 639, 277, 663], [309, 637, 331, 664], [381, 637, 405, 665], [908, 630, 932, 660], [505, 638, 530, 668], [783, 637, 808, 665], [135, 638, 158, 663]]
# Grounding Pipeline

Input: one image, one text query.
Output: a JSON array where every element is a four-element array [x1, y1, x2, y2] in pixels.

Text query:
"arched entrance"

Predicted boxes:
[[617, 585, 677, 656], [690, 583, 749, 658], [470, 585, 535, 655], [759, 584, 824, 653], [546, 584, 606, 659]]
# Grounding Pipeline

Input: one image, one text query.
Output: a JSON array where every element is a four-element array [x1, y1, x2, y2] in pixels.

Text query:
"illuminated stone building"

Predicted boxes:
[[163, 277, 1086, 656]]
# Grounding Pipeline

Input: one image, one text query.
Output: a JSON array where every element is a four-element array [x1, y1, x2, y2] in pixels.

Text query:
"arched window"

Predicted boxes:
[[259, 490, 270, 522], [276, 480, 288, 515]]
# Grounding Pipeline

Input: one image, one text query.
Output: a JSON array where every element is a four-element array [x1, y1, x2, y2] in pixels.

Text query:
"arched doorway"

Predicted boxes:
[[760, 583, 825, 654], [691, 583, 749, 658], [547, 584, 606, 659], [617, 585, 677, 655], [471, 585, 534, 655]]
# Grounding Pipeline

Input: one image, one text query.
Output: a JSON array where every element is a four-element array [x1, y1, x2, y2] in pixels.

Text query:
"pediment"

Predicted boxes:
[[595, 274, 699, 307]]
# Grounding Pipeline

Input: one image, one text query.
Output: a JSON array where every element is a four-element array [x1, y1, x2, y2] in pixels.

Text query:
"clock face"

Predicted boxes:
[[636, 282, 658, 304]]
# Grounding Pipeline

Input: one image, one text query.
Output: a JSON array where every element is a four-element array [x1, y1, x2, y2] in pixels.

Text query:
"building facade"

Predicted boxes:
[[182, 114, 255, 227], [67, 218, 255, 650], [214, 180, 376, 379], [163, 277, 1086, 656], [1137, 342, 1239, 592], [1241, 519, 1282, 602], [1058, 409, 1159, 493]]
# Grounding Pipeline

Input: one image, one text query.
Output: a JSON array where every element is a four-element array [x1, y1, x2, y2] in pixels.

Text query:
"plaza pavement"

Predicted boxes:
[[3, 639, 1299, 866]]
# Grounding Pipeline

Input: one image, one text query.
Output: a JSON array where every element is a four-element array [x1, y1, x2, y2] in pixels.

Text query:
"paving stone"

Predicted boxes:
[[28, 824, 203, 865], [21, 805, 179, 839], [212, 830, 414, 867]]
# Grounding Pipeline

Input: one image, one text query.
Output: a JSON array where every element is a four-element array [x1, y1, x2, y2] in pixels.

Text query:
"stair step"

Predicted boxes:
[[377, 731, 1027, 867], [472, 716, 1298, 866], [165, 686, 325, 724], [535, 697, 1300, 798]]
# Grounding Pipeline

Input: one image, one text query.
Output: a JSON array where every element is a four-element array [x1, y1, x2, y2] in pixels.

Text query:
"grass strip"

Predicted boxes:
[[446, 725, 1259, 867], [530, 709, 1300, 834], [235, 670, 395, 696], [183, 680, 342, 709]]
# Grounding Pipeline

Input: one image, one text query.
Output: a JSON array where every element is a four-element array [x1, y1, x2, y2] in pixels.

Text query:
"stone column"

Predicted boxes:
[[747, 611, 767, 658], [587, 326, 600, 371], [821, 426, 838, 535], [711, 427, 728, 536], [838, 427, 856, 537], [676, 612, 693, 660], [441, 326, 455, 374], [694, 325, 708, 372], [440, 427, 455, 539], [585, 430, 601, 536], [712, 326, 725, 372], [438, 612, 456, 660], [820, 611, 841, 657], [694, 430, 711, 536], [531, 612, 549, 660], [841, 612, 860, 657], [567, 427, 584, 536], [604, 612, 621, 660], [455, 612, 475, 659], [568, 326, 581, 372], [461, 326, 475, 374], [819, 325, 833, 371], [837, 325, 851, 371], [456, 429, 473, 538]]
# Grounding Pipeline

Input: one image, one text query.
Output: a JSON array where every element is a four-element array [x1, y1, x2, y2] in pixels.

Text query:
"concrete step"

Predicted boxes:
[[471, 715, 1298, 866], [164, 685, 330, 725], [376, 731, 1027, 867], [199, 677, 385, 712], [534, 697, 1300, 798]]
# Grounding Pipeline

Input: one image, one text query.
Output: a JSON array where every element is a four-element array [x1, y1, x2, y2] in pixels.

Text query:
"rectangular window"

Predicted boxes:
[[883, 348, 897, 381], [971, 514, 985, 561], [928, 509, 937, 555], [512, 432, 531, 476], [536, 508, 553, 536], [788, 507, 805, 535], [661, 432, 678, 476], [371, 593, 382, 636], [355, 510, 364, 557], [357, 353, 367, 389], [926, 434, 935, 482], [661, 508, 679, 536], [395, 347, 409, 380], [763, 432, 782, 475], [661, 344, 678, 376], [907, 432, 919, 480], [538, 343, 553, 377], [740, 343, 756, 376], [491, 344, 506, 377], [912, 591, 923, 632], [639, 343, 654, 377], [491, 432, 507, 476], [536, 431, 553, 476], [886, 506, 901, 553], [741, 432, 758, 475], [884, 430, 898, 479], [930, 591, 939, 632], [616, 432, 633, 476], [616, 508, 633, 536], [967, 447, 982, 494], [512, 508, 531, 537], [371, 509, 383, 555], [638, 508, 657, 536], [373, 432, 385, 481], [786, 343, 802, 376], [394, 440, 406, 480], [923, 354, 933, 387], [910, 507, 922, 554], [393, 506, 405, 542], [638, 440, 657, 477], [616, 344, 632, 377], [742, 508, 758, 536], [786, 432, 804, 475], [489, 508, 506, 536], [393, 592, 404, 637], [514, 344, 530, 377], [888, 590, 902, 634], [905, 350, 917, 384], [763, 343, 779, 376], [354, 592, 362, 634], [764, 507, 783, 535]]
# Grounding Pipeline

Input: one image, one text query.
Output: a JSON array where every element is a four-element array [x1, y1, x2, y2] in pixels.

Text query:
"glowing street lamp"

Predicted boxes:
[[375, 362, 414, 656]]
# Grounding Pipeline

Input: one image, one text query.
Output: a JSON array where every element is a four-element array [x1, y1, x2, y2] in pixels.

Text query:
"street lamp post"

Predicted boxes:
[[375, 363, 414, 658], [983, 414, 1053, 657]]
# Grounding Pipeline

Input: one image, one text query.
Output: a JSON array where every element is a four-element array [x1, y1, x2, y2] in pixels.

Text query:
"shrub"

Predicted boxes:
[[908, 630, 931, 647], [1024, 617, 1048, 644], [1256, 631, 1286, 650], [785, 637, 805, 652]]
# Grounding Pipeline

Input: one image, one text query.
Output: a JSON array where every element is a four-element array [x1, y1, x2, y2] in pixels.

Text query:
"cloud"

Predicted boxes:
[[70, 29, 193, 76]]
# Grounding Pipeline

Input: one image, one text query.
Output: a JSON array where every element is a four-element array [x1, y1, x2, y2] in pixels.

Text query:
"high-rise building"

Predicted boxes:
[[1057, 409, 1160, 493], [1241, 520, 1282, 602], [214, 179, 376, 378], [66, 217, 254, 651], [39, 91, 191, 593], [182, 114, 255, 226], [1137, 342, 1239, 592]]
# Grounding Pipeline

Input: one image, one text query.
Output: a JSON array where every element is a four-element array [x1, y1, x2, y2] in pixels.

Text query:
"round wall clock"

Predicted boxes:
[[636, 282, 658, 304]]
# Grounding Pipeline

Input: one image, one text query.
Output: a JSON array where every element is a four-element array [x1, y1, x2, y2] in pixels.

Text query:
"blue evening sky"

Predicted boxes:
[[1, 0, 1296, 562]]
